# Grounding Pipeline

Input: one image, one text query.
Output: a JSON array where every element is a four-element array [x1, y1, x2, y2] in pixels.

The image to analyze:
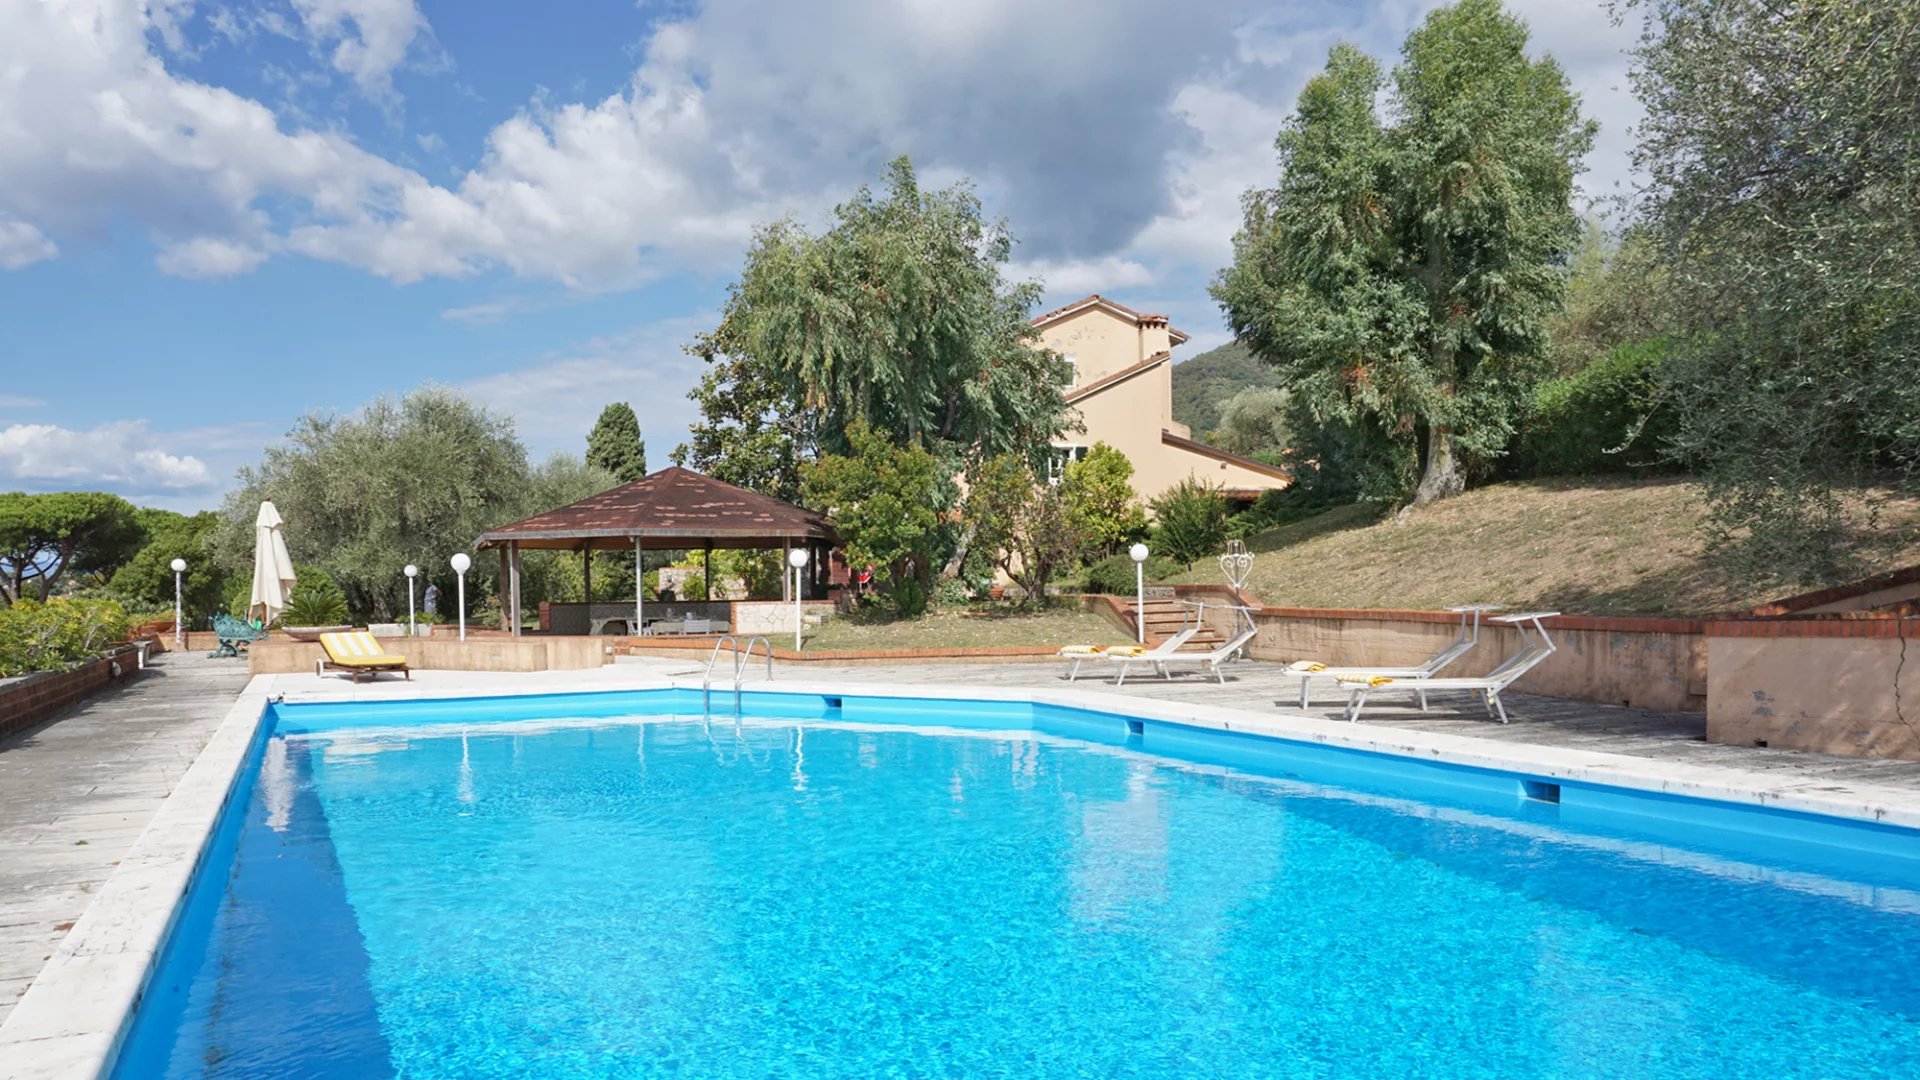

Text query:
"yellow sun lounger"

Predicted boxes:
[[1058, 642, 1150, 682], [316, 630, 412, 684]]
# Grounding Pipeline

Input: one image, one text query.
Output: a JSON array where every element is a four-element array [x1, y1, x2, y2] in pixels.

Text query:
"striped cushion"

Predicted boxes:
[[1104, 645, 1148, 658], [1058, 645, 1108, 656], [1289, 660, 1328, 673], [319, 631, 407, 667]]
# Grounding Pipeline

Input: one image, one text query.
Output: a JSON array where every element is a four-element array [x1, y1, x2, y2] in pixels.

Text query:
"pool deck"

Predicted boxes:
[[6, 649, 1920, 1068], [0, 652, 251, 1027]]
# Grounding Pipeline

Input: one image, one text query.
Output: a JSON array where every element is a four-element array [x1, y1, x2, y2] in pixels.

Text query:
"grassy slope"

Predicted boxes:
[[1169, 342, 1283, 438], [1170, 478, 1920, 617], [806, 606, 1131, 650]]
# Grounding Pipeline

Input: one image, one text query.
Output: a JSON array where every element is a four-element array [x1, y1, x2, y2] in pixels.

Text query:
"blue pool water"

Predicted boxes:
[[118, 700, 1920, 1078]]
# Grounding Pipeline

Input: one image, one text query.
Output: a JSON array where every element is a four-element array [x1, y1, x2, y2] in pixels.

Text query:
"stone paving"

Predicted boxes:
[[0, 651, 251, 1024]]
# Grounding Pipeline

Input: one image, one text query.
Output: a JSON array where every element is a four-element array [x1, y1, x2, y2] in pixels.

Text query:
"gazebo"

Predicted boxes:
[[475, 466, 838, 637]]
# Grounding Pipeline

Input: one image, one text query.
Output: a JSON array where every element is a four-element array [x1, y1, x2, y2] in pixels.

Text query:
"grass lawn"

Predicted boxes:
[[1168, 477, 1920, 617], [806, 604, 1132, 650]]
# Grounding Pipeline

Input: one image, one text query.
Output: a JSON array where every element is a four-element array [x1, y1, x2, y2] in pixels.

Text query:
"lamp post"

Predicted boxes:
[[450, 553, 471, 641], [787, 548, 810, 651], [1128, 543, 1149, 644], [404, 564, 418, 637], [170, 558, 187, 651]]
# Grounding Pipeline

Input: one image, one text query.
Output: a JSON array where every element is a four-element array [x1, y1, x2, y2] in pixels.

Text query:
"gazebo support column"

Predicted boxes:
[[582, 544, 592, 604], [703, 541, 713, 602], [508, 540, 522, 639], [634, 535, 644, 637], [497, 547, 511, 631], [782, 538, 791, 602]]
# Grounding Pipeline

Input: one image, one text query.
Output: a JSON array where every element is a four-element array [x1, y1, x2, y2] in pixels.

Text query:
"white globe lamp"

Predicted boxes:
[[169, 558, 188, 650], [450, 553, 472, 640], [1128, 543, 1150, 644], [404, 564, 419, 637], [787, 548, 811, 651]]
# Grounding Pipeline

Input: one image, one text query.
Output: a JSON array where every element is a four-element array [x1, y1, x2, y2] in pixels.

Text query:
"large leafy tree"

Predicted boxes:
[[1058, 443, 1146, 560], [216, 386, 533, 620], [586, 402, 647, 483], [681, 156, 1072, 484], [670, 352, 809, 504], [1214, 1, 1595, 507], [1625, 0, 1920, 581], [0, 491, 143, 604], [963, 454, 1084, 605], [801, 422, 943, 615], [108, 510, 229, 615]]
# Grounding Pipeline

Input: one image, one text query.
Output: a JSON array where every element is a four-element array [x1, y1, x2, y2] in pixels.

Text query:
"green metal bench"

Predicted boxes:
[[209, 613, 267, 658]]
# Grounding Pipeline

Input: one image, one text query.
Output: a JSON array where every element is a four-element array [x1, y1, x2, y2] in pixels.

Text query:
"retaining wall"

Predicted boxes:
[[0, 643, 152, 741], [1169, 584, 1708, 712], [1707, 618, 1919, 760]]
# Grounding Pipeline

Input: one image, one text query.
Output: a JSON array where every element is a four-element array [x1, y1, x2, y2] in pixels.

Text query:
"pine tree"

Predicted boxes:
[[586, 403, 647, 483]]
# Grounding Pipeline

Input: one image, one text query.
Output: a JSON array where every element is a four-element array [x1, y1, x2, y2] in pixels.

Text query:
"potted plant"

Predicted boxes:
[[279, 576, 353, 641]]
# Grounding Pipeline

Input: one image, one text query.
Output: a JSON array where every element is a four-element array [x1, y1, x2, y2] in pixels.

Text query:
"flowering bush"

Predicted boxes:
[[0, 598, 132, 677]]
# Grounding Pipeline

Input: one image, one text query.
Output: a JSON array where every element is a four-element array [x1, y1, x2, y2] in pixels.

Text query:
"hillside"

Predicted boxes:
[[1169, 478, 1920, 617], [1170, 342, 1283, 439]]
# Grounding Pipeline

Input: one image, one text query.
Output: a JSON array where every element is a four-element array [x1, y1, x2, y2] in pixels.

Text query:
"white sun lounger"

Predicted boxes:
[[1060, 627, 1197, 682], [1281, 604, 1502, 708], [1116, 627, 1260, 685], [1338, 612, 1560, 723]]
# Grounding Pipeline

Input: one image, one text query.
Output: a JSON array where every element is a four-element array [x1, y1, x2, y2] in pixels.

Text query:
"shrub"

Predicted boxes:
[[1150, 480, 1230, 567], [0, 598, 131, 677], [1228, 487, 1353, 539], [282, 573, 350, 627], [1515, 339, 1676, 477], [1082, 551, 1181, 596]]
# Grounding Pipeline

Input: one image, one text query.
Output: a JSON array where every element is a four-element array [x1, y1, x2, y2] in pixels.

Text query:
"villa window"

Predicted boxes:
[[1047, 444, 1089, 485], [1063, 353, 1077, 387]]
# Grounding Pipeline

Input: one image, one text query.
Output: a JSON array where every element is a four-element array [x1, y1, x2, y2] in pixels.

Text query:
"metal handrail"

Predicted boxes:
[[702, 634, 774, 715], [733, 636, 772, 714], [702, 635, 740, 714]]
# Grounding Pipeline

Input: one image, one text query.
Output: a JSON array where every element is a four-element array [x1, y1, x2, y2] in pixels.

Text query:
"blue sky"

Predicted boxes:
[[0, 0, 1642, 511]]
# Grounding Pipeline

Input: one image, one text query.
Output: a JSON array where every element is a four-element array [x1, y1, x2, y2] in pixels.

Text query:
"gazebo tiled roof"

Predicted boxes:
[[475, 466, 836, 551]]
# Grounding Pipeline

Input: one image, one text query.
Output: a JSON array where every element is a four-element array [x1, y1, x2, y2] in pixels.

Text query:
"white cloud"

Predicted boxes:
[[0, 421, 214, 490], [155, 235, 271, 277], [289, 0, 431, 101], [0, 218, 58, 270], [0, 0, 1643, 304], [1010, 255, 1155, 297], [458, 315, 715, 464], [441, 301, 512, 325]]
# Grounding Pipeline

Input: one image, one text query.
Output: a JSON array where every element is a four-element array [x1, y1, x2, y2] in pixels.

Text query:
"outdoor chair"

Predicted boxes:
[[315, 630, 412, 684], [1119, 628, 1260, 685], [209, 613, 267, 658], [1279, 604, 1502, 708], [1337, 612, 1559, 724], [1059, 627, 1197, 682], [1097, 628, 1206, 685]]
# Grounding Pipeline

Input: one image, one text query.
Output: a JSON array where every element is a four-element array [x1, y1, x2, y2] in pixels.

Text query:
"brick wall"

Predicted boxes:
[[0, 644, 150, 742]]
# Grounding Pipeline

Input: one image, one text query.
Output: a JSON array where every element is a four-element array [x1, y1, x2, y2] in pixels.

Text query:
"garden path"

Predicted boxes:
[[0, 650, 251, 1023]]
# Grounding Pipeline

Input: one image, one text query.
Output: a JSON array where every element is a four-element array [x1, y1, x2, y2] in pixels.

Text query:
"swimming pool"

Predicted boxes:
[[111, 689, 1920, 1078]]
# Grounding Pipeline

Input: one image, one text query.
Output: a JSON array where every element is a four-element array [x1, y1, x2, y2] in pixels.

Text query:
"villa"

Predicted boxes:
[[1032, 294, 1291, 502]]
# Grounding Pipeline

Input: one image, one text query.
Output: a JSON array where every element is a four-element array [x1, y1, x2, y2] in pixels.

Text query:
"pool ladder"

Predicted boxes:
[[703, 635, 772, 715]]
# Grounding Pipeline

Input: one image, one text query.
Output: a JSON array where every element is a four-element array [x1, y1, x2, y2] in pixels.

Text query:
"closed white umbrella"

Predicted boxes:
[[250, 501, 298, 625]]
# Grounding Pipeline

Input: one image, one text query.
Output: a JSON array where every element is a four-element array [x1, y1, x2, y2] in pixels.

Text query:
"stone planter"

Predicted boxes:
[[280, 625, 354, 642]]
